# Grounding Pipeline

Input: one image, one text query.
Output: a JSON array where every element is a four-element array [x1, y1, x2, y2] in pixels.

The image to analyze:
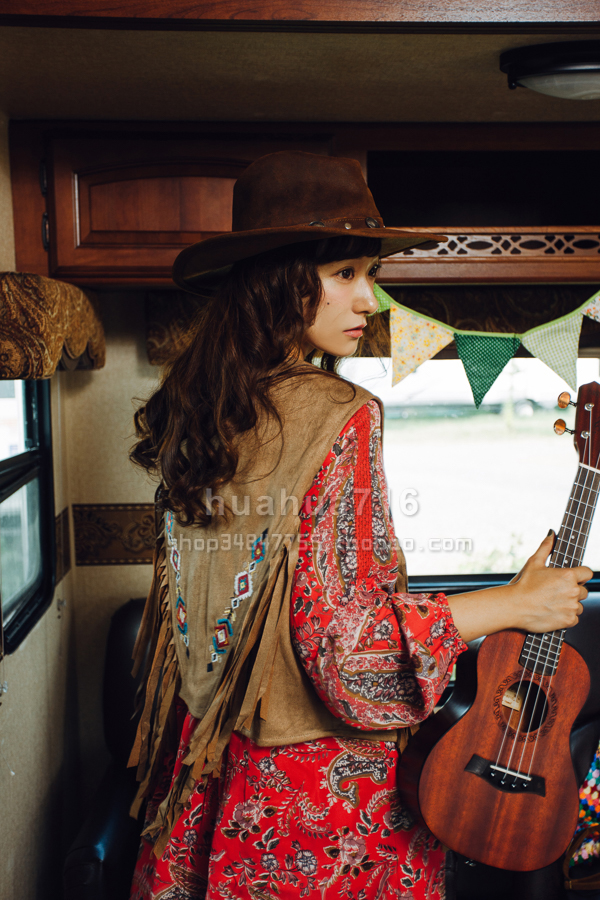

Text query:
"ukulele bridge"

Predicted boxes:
[[465, 754, 546, 797]]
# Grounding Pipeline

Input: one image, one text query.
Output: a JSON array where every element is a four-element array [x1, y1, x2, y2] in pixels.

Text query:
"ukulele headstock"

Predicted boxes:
[[557, 382, 600, 466]]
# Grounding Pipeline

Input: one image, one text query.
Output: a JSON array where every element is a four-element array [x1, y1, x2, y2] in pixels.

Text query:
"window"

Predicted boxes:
[[0, 380, 54, 652], [340, 357, 600, 593]]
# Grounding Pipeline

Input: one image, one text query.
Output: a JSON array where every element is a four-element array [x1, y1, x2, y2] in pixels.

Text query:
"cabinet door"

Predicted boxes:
[[45, 131, 329, 286]]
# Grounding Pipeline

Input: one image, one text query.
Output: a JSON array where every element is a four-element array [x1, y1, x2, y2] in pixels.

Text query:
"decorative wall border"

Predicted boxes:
[[72, 503, 155, 566]]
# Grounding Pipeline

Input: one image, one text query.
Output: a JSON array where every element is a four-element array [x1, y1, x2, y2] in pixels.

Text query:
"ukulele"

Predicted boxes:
[[398, 381, 600, 872]]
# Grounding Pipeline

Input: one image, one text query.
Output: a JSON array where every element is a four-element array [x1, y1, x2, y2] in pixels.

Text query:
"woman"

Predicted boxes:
[[128, 151, 590, 900]]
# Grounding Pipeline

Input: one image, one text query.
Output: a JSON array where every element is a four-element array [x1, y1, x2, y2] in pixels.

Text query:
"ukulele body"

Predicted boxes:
[[399, 629, 590, 871]]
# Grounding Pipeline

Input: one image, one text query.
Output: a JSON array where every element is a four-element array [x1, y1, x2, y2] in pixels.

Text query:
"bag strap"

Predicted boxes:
[[563, 827, 600, 891]]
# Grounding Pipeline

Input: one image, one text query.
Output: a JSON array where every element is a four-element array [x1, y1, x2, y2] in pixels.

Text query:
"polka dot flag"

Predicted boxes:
[[454, 333, 521, 408]]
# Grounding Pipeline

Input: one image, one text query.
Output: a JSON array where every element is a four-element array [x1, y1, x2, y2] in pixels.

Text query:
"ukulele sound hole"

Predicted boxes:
[[500, 681, 548, 733]]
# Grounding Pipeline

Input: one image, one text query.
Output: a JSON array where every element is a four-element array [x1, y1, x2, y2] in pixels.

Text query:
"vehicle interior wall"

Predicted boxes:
[[61, 292, 157, 804], [0, 108, 77, 900], [0, 291, 158, 900]]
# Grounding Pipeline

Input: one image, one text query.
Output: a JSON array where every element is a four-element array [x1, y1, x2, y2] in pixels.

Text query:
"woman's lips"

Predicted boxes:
[[344, 327, 365, 338]]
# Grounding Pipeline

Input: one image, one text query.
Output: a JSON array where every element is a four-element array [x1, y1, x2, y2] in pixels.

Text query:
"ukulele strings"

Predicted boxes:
[[492, 462, 588, 778], [515, 406, 599, 782], [501, 625, 549, 781], [512, 457, 593, 781]]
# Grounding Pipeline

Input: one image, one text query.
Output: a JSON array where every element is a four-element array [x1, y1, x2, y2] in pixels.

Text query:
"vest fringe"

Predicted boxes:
[[138, 537, 297, 857], [128, 506, 182, 824]]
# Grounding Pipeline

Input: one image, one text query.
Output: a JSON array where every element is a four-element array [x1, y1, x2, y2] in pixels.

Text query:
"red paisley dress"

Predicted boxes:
[[131, 399, 467, 900]]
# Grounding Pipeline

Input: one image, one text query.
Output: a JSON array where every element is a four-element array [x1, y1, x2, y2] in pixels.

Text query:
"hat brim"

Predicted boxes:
[[172, 224, 446, 293]]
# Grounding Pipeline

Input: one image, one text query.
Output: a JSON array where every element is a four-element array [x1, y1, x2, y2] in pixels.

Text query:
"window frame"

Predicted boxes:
[[0, 380, 55, 654]]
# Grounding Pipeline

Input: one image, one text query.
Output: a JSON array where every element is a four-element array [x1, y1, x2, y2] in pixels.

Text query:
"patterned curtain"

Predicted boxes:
[[0, 272, 105, 378]]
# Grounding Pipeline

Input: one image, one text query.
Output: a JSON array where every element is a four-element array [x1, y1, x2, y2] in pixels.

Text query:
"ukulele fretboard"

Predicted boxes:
[[520, 462, 600, 676]]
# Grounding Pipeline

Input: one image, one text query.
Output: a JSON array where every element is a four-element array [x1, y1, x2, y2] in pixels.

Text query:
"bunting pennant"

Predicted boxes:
[[374, 282, 393, 312], [583, 289, 600, 324], [454, 333, 521, 408], [390, 305, 454, 385], [373, 284, 600, 406], [520, 314, 582, 393]]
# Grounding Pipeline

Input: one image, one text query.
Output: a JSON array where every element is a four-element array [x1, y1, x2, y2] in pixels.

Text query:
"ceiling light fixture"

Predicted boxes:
[[500, 41, 600, 100]]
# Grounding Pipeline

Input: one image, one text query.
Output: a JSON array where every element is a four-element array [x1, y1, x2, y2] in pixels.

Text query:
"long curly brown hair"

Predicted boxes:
[[131, 235, 384, 525]]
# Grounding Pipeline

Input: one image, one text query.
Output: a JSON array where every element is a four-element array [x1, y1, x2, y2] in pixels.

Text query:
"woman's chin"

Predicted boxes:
[[312, 338, 360, 358]]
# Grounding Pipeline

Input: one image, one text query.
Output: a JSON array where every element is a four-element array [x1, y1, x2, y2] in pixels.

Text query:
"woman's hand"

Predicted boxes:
[[446, 532, 593, 644]]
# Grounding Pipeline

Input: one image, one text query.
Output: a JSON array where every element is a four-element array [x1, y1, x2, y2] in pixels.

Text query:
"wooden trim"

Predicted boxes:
[[9, 123, 50, 277], [0, 1, 599, 31], [15, 120, 600, 152], [50, 258, 600, 288], [379, 257, 600, 284], [334, 123, 600, 153]]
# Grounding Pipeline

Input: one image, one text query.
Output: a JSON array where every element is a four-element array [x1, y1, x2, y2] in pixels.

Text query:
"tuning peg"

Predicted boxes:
[[558, 392, 577, 409], [554, 419, 575, 435]]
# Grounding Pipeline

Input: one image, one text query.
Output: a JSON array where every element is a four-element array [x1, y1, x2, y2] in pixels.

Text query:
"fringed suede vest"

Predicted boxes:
[[129, 367, 409, 855]]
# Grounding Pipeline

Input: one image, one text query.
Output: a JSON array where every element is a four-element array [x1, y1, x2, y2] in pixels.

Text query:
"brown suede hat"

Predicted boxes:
[[172, 151, 445, 293]]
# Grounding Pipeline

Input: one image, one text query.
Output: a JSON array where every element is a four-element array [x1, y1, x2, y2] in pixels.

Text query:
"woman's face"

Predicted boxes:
[[302, 255, 380, 358]]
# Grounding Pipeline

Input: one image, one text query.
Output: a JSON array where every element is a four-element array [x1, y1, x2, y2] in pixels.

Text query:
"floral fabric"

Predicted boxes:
[[131, 399, 466, 900], [389, 304, 454, 386], [570, 745, 600, 868]]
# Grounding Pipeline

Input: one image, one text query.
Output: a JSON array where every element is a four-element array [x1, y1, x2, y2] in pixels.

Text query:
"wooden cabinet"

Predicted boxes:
[[10, 121, 600, 287], [49, 137, 248, 283], [10, 123, 331, 286]]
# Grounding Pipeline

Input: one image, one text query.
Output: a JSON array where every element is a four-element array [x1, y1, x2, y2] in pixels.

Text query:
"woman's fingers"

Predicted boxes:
[[572, 565, 594, 585], [527, 531, 556, 567]]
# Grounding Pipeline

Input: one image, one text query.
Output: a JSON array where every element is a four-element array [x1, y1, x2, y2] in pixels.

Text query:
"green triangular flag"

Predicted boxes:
[[373, 283, 393, 313], [521, 314, 582, 393], [454, 333, 521, 408]]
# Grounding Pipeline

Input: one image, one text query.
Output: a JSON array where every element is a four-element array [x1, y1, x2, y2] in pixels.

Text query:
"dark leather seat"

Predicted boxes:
[[63, 598, 147, 900], [453, 591, 600, 900]]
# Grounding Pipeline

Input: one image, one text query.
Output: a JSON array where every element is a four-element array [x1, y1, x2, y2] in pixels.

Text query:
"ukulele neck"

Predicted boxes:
[[520, 462, 600, 676], [551, 463, 600, 570]]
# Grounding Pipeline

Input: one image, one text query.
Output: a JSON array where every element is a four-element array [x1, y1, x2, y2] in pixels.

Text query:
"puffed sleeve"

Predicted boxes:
[[291, 398, 467, 730]]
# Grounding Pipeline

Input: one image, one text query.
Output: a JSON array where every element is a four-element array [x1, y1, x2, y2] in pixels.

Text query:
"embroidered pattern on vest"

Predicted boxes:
[[166, 510, 190, 655], [208, 528, 268, 670]]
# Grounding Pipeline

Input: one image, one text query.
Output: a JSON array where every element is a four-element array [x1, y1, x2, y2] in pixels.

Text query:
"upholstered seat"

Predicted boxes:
[[63, 598, 146, 900]]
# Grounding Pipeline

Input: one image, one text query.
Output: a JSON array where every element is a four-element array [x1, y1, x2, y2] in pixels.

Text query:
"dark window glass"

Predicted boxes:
[[368, 151, 600, 227], [0, 381, 54, 652]]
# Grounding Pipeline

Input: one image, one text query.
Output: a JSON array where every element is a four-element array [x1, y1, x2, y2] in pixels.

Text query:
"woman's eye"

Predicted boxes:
[[369, 263, 382, 277], [338, 268, 354, 279]]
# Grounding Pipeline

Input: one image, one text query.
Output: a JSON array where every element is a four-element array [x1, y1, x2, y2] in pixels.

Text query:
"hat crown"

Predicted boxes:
[[232, 151, 382, 232]]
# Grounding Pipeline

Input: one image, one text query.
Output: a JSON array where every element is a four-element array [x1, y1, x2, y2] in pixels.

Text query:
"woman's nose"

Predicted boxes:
[[356, 281, 378, 314]]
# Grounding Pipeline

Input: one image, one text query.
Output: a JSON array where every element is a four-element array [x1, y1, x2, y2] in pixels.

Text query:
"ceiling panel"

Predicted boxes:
[[0, 27, 600, 121]]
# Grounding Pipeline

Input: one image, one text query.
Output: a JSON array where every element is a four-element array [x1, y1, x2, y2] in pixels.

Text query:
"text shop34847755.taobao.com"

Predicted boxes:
[[168, 532, 474, 555]]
